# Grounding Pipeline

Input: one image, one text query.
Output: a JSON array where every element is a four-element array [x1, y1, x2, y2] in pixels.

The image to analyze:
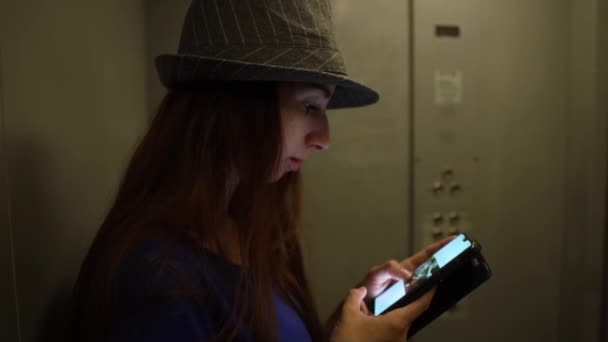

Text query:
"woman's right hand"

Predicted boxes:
[[329, 286, 436, 342]]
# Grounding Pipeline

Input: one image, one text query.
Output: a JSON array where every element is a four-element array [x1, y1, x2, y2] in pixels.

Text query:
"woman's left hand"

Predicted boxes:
[[358, 236, 455, 302]]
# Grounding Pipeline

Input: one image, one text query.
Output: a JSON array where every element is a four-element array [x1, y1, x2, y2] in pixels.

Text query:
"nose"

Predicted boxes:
[[305, 116, 331, 151]]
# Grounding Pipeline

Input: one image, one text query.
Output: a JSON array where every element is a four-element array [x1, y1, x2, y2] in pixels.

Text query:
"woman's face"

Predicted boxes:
[[271, 82, 336, 182]]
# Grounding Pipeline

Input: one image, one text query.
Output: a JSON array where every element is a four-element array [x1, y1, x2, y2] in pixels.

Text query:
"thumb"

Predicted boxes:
[[387, 287, 437, 324], [344, 287, 368, 312]]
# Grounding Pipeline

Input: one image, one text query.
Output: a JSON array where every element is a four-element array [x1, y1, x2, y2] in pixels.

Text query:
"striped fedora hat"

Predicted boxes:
[[155, 0, 379, 109]]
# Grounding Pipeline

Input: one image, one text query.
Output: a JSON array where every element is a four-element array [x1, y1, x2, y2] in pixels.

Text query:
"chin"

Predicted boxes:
[[268, 171, 283, 183], [269, 169, 290, 183]]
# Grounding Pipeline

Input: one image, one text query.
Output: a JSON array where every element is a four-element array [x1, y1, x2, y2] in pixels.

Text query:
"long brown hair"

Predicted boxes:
[[73, 81, 323, 341]]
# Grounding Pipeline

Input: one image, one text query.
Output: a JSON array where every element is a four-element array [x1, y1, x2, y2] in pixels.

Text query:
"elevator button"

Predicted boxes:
[[432, 227, 443, 239], [448, 212, 460, 225], [432, 212, 444, 225], [449, 183, 462, 195], [432, 181, 444, 195], [441, 169, 454, 182]]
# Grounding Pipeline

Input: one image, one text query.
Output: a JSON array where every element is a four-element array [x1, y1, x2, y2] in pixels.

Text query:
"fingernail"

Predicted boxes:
[[402, 269, 412, 278]]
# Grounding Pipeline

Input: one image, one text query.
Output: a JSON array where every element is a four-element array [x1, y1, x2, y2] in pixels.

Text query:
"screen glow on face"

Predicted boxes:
[[373, 234, 472, 316]]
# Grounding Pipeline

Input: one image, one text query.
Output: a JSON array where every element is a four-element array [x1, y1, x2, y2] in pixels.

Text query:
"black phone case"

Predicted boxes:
[[407, 249, 491, 337], [374, 234, 492, 338]]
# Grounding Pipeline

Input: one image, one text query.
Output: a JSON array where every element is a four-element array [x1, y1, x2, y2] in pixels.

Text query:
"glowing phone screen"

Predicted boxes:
[[373, 234, 472, 316]]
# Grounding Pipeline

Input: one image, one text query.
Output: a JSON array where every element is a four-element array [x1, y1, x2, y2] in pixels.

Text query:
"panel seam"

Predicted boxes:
[[0, 46, 22, 342], [407, 0, 416, 254]]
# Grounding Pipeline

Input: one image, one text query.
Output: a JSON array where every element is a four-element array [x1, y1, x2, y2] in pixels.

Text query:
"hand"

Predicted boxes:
[[324, 236, 456, 341], [358, 236, 455, 301], [330, 286, 436, 342]]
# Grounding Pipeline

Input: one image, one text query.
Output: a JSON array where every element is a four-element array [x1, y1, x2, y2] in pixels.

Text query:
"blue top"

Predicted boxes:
[[109, 239, 312, 341]]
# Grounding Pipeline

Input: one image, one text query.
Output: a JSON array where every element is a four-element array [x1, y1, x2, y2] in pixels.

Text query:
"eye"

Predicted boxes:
[[304, 102, 320, 115]]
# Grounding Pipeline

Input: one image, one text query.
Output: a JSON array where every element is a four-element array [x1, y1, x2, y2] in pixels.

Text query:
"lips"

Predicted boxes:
[[289, 157, 303, 170]]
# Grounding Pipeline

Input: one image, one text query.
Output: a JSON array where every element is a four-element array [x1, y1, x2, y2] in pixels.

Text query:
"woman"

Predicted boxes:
[[73, 1, 448, 341]]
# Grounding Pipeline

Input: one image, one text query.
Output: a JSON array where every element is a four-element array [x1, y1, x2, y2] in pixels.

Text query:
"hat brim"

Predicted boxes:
[[155, 54, 379, 109]]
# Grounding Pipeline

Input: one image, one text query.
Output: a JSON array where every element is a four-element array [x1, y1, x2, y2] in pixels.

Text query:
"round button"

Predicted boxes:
[[448, 212, 460, 224], [449, 183, 462, 195], [432, 212, 444, 225], [432, 227, 443, 238]]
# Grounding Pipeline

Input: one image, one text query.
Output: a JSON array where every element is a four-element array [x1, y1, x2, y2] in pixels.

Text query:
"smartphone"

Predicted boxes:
[[371, 233, 492, 338]]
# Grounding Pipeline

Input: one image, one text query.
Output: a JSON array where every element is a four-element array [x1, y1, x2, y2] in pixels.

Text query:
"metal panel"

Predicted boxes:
[[413, 0, 571, 341], [561, 0, 605, 341]]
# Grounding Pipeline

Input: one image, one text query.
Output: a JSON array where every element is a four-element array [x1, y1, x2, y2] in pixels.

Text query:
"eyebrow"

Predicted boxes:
[[304, 83, 333, 99]]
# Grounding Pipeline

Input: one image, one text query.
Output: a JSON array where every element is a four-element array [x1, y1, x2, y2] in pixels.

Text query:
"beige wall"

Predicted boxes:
[[0, 1, 147, 340]]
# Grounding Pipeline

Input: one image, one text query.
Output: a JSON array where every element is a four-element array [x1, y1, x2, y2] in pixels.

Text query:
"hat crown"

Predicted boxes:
[[179, 0, 338, 53], [155, 0, 380, 108]]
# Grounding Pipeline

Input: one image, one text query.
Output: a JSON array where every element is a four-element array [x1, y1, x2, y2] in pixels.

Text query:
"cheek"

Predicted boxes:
[[281, 116, 304, 153]]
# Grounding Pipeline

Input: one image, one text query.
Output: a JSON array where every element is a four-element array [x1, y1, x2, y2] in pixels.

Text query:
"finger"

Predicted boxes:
[[344, 287, 367, 313], [388, 287, 437, 324], [401, 236, 455, 270], [386, 260, 412, 279], [360, 301, 370, 315], [371, 260, 412, 283]]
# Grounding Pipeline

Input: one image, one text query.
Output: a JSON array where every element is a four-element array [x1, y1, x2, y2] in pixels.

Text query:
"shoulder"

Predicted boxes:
[[113, 236, 237, 299], [108, 235, 243, 340]]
